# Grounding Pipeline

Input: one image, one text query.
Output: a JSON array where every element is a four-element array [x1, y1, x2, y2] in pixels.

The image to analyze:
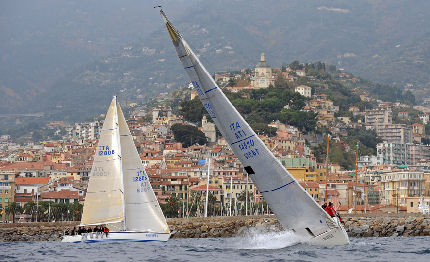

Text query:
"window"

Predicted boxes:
[[5, 198, 8, 203], [411, 202, 414, 207]]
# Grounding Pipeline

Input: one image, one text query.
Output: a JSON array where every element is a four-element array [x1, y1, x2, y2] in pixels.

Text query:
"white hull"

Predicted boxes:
[[308, 217, 349, 245], [61, 232, 171, 243]]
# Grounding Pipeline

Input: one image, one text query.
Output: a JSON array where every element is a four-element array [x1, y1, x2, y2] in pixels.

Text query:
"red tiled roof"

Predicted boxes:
[[191, 185, 221, 190], [299, 181, 320, 188], [41, 189, 79, 199], [15, 177, 49, 185]]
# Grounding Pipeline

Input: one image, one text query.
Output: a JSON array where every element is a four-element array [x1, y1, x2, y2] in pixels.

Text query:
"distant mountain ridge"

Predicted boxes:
[[2, 0, 430, 123]]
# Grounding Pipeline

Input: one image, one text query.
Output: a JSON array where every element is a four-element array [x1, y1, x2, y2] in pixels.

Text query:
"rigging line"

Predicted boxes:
[[260, 180, 296, 193]]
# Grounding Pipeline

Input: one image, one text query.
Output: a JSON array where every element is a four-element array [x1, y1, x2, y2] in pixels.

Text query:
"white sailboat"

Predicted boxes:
[[62, 97, 170, 243], [160, 10, 349, 245]]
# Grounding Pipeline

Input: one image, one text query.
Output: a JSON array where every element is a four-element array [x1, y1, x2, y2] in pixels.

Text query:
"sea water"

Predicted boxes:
[[1, 231, 429, 262]]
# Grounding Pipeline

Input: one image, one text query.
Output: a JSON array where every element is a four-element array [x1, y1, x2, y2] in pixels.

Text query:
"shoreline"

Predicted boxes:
[[0, 214, 429, 241]]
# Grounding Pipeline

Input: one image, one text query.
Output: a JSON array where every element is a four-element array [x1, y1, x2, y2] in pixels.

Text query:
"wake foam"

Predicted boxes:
[[233, 226, 304, 249]]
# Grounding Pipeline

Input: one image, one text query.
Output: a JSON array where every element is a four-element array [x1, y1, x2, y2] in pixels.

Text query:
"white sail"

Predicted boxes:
[[161, 10, 349, 245], [117, 103, 170, 233], [81, 98, 124, 225]]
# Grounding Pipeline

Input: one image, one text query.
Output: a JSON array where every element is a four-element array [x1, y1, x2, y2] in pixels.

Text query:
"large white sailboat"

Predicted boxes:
[[62, 97, 170, 243], [160, 10, 349, 245]]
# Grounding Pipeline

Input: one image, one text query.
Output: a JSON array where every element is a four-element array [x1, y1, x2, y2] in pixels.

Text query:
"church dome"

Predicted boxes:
[[256, 52, 270, 68]]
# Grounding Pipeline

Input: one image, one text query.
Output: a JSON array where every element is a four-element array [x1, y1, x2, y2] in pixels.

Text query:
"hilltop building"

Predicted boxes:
[[251, 53, 274, 89], [201, 116, 216, 143], [365, 108, 392, 127], [295, 85, 312, 98]]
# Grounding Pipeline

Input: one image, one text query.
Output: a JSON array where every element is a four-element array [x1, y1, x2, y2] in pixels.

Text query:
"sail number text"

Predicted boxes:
[[133, 170, 151, 193], [230, 121, 260, 159], [243, 148, 260, 159], [133, 170, 148, 182], [98, 145, 115, 156], [238, 139, 255, 151]]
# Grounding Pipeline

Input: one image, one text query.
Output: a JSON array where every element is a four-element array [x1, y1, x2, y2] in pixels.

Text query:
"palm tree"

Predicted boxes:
[[5, 202, 22, 223], [23, 202, 37, 222], [68, 201, 83, 221]]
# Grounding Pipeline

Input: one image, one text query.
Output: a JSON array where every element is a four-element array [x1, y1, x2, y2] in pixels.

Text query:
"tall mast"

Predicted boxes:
[[230, 176, 233, 216], [325, 135, 330, 202], [354, 143, 359, 215], [204, 157, 211, 217], [114, 96, 126, 230]]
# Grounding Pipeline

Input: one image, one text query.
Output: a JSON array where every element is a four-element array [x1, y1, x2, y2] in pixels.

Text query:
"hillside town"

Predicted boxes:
[[1, 54, 430, 223]]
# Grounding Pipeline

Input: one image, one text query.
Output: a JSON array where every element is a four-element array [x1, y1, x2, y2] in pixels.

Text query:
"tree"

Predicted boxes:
[[250, 123, 277, 137], [171, 124, 207, 148], [289, 60, 302, 71], [69, 201, 83, 221], [274, 73, 287, 88], [206, 192, 218, 216], [179, 98, 206, 123], [161, 196, 181, 218], [23, 202, 37, 222], [5, 202, 22, 223]]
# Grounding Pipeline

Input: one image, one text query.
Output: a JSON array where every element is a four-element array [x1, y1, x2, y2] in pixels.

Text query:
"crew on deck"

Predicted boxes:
[[65, 225, 110, 236]]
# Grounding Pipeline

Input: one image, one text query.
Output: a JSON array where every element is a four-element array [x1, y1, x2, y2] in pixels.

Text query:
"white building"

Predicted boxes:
[[251, 53, 274, 89], [295, 85, 312, 98], [419, 114, 429, 124], [376, 124, 413, 144], [201, 116, 216, 143], [365, 107, 392, 127], [377, 142, 411, 165]]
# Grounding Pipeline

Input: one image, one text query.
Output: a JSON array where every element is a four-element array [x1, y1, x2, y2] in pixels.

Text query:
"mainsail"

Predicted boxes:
[[81, 98, 124, 225], [160, 10, 349, 244]]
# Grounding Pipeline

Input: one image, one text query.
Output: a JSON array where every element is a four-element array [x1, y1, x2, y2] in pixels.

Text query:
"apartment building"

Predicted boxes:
[[380, 171, 425, 207], [0, 172, 15, 222], [377, 142, 411, 165], [365, 107, 392, 127]]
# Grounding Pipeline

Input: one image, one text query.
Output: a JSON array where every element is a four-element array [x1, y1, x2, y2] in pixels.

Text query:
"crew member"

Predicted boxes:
[[324, 202, 336, 217], [321, 202, 327, 210], [103, 226, 110, 237]]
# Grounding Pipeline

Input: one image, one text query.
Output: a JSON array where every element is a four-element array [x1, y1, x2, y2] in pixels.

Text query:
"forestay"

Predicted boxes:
[[161, 10, 343, 240], [81, 98, 124, 226]]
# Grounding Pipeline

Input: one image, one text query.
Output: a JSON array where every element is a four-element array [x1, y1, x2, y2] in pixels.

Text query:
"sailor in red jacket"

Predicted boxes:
[[103, 226, 110, 237], [324, 202, 336, 217]]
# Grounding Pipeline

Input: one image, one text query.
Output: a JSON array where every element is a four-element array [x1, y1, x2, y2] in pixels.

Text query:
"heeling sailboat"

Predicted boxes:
[[160, 10, 349, 245], [62, 97, 170, 243]]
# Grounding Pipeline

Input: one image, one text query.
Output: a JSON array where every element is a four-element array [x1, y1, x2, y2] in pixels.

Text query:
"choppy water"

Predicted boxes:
[[1, 231, 429, 262]]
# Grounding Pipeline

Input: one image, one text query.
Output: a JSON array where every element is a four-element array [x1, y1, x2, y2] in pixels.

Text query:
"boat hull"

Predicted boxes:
[[61, 232, 171, 243], [308, 217, 349, 245]]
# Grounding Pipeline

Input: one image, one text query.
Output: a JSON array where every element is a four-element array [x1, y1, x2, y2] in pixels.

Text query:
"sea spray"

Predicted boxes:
[[232, 225, 304, 249]]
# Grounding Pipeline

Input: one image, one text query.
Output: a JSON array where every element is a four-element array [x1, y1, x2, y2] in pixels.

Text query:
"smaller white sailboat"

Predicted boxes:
[[62, 97, 170, 243]]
